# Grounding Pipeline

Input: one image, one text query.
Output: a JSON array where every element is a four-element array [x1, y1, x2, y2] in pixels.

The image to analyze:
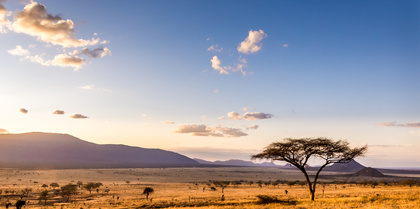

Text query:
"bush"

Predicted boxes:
[[256, 195, 297, 205], [401, 179, 419, 187]]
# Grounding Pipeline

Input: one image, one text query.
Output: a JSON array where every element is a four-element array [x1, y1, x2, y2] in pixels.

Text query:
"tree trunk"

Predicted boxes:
[[311, 190, 315, 201], [300, 168, 315, 201]]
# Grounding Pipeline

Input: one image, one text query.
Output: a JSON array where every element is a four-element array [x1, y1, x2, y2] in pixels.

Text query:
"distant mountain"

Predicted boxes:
[[353, 167, 384, 177], [323, 160, 365, 172], [194, 158, 278, 167], [0, 132, 199, 169], [306, 160, 365, 172]]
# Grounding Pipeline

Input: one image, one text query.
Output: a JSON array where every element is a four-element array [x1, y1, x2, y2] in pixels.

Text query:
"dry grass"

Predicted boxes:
[[0, 168, 419, 208]]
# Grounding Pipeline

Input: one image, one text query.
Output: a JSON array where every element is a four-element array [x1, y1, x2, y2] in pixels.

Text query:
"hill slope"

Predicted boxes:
[[0, 132, 199, 168]]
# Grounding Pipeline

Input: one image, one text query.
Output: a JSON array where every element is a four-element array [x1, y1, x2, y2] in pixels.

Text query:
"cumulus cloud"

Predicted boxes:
[[12, 1, 100, 48], [243, 112, 273, 120], [81, 85, 94, 90], [8, 45, 29, 56], [174, 124, 248, 137], [237, 30, 267, 54], [19, 108, 28, 114], [227, 112, 241, 120], [76, 47, 111, 58], [0, 128, 8, 134], [246, 125, 259, 130], [207, 44, 223, 52], [8, 45, 85, 70], [0, 0, 11, 33], [221, 111, 273, 121], [242, 107, 254, 112], [211, 56, 229, 74], [52, 110, 65, 115], [50, 54, 85, 70], [164, 121, 175, 124], [69, 114, 88, 119], [232, 57, 247, 76], [211, 56, 250, 75], [3, 1, 110, 70], [379, 122, 420, 128]]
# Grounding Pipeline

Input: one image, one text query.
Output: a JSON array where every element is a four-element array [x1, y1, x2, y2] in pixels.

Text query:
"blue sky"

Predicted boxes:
[[0, 0, 419, 167]]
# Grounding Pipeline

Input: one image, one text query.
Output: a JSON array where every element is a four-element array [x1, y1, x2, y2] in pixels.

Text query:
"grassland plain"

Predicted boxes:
[[0, 167, 419, 208]]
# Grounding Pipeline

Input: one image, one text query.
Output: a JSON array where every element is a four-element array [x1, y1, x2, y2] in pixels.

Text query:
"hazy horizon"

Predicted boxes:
[[1, 1, 419, 168]]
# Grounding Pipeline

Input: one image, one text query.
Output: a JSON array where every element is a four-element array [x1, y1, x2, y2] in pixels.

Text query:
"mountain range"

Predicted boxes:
[[0, 132, 199, 168], [2, 132, 416, 174]]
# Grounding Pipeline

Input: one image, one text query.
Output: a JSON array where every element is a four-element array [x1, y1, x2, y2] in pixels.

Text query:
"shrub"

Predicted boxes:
[[256, 195, 297, 205], [401, 179, 419, 187]]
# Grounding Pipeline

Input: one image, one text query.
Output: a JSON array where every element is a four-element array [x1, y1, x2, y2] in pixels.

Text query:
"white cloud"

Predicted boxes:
[[211, 56, 250, 76], [246, 125, 259, 130], [19, 108, 28, 114], [232, 57, 247, 76], [174, 124, 248, 137], [12, 1, 100, 48], [237, 30, 267, 54], [50, 54, 85, 70], [243, 112, 273, 120], [8, 45, 29, 56], [211, 56, 229, 74], [0, 1, 11, 33], [227, 112, 241, 120], [242, 107, 254, 112], [207, 44, 223, 52], [81, 85, 94, 90], [164, 121, 175, 124], [283, 44, 288, 48], [69, 114, 88, 119], [222, 111, 273, 121], [79, 84, 111, 92], [8, 45, 85, 70], [52, 110, 65, 115], [379, 122, 420, 128], [4, 1, 110, 70]]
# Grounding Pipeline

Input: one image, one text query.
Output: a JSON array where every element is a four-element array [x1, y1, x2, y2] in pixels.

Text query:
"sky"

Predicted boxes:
[[0, 0, 419, 168]]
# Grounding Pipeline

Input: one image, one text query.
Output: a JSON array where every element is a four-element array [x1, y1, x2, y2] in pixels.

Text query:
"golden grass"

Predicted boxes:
[[0, 168, 419, 208]]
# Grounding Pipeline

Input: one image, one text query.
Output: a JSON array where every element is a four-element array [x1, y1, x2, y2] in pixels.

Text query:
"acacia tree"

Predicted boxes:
[[143, 187, 154, 201], [83, 182, 102, 194], [213, 181, 230, 193], [252, 137, 367, 201]]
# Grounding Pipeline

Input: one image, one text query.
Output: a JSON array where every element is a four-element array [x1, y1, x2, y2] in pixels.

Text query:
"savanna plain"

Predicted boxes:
[[0, 167, 419, 209]]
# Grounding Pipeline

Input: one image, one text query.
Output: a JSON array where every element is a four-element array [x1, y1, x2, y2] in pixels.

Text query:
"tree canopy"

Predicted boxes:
[[252, 137, 367, 201], [143, 187, 154, 201]]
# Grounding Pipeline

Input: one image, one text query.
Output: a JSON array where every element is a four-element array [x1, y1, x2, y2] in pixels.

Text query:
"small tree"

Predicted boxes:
[[213, 181, 230, 193], [143, 187, 154, 201], [252, 137, 367, 201], [61, 184, 77, 202], [83, 182, 103, 194], [77, 181, 83, 188], [22, 188, 32, 197], [38, 190, 49, 205], [50, 183, 59, 189]]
